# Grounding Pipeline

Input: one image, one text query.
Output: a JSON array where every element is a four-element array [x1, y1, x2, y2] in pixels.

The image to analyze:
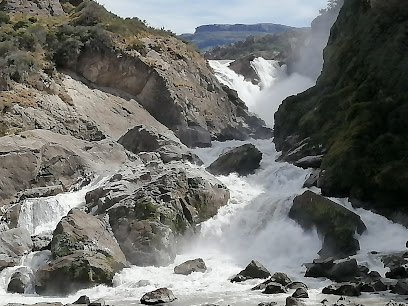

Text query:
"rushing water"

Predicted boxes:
[[1, 59, 408, 306]]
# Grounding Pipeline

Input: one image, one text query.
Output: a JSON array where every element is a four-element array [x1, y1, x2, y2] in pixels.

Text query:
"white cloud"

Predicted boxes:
[[96, 0, 328, 34]]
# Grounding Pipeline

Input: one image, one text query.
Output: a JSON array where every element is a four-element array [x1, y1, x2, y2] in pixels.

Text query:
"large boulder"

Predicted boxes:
[[0, 228, 33, 270], [35, 209, 127, 294], [7, 267, 34, 294], [305, 258, 364, 282], [207, 144, 263, 176], [252, 272, 292, 290], [35, 250, 120, 295], [118, 125, 202, 163], [289, 191, 366, 258], [88, 163, 229, 266], [140, 288, 176, 305], [228, 54, 259, 84], [174, 258, 207, 275], [322, 283, 361, 297], [231, 260, 271, 282], [391, 279, 408, 295]]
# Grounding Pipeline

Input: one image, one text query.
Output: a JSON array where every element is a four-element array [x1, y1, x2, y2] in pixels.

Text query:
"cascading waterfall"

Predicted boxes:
[[1, 59, 408, 306]]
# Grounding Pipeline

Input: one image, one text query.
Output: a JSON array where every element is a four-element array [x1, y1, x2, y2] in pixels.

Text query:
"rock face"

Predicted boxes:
[[174, 258, 207, 275], [0, 0, 64, 16], [231, 260, 271, 282], [289, 191, 366, 258], [118, 125, 202, 163], [140, 287, 177, 305], [63, 37, 271, 147], [228, 54, 259, 84], [274, 0, 408, 220], [35, 209, 127, 295], [0, 130, 129, 208], [207, 144, 263, 176], [0, 228, 33, 270]]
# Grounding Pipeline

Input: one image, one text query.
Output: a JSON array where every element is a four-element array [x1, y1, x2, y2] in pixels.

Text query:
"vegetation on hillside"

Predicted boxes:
[[274, 0, 408, 216]]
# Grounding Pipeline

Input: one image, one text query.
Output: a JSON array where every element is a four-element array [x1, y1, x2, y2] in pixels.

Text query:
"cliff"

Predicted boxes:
[[179, 23, 295, 51], [0, 0, 270, 147], [274, 0, 408, 220]]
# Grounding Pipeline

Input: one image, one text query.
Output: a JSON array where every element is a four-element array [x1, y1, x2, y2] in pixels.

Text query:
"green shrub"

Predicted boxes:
[[0, 12, 10, 25]]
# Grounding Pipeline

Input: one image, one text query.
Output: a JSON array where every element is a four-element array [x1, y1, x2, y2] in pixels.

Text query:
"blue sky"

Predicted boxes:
[[96, 0, 329, 34]]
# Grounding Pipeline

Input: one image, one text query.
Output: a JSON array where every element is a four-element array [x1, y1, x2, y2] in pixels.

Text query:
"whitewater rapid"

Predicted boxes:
[[1, 58, 408, 306]]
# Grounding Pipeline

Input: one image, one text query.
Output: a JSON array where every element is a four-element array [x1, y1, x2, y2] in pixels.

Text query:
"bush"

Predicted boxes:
[[0, 12, 10, 25]]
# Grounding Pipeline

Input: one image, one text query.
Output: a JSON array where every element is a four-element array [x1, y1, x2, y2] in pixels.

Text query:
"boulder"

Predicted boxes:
[[286, 297, 306, 306], [231, 260, 271, 282], [89, 299, 105, 306], [252, 272, 292, 290], [322, 283, 361, 297], [98, 166, 229, 266], [36, 209, 127, 294], [294, 155, 323, 169], [0, 228, 33, 270], [305, 258, 363, 282], [175, 125, 212, 148], [386, 266, 408, 279], [50, 208, 127, 266], [303, 169, 321, 188], [391, 279, 408, 295], [263, 282, 287, 294], [73, 296, 91, 304], [258, 303, 277, 306], [228, 54, 259, 84], [207, 143, 263, 176], [174, 258, 207, 275], [35, 250, 120, 295], [118, 125, 202, 164], [292, 287, 308, 298], [140, 287, 176, 305], [289, 191, 366, 258], [31, 235, 52, 251], [286, 282, 308, 290], [7, 267, 34, 294]]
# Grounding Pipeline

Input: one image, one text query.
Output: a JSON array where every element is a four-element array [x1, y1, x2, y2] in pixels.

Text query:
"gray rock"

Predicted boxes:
[[7, 267, 34, 294], [292, 287, 308, 298], [207, 143, 263, 176], [140, 287, 176, 305], [286, 297, 306, 306], [175, 125, 212, 148], [263, 282, 287, 294], [89, 299, 105, 306], [228, 54, 259, 84], [289, 191, 366, 259], [258, 303, 277, 306], [294, 155, 323, 169], [286, 281, 308, 290], [0, 228, 33, 270], [0, 0, 64, 15], [391, 279, 408, 295], [305, 258, 364, 283], [174, 258, 207, 275], [118, 125, 202, 164], [252, 272, 292, 290], [386, 266, 408, 279], [322, 282, 361, 296], [31, 235, 52, 251], [231, 260, 271, 282], [73, 296, 90, 304], [303, 169, 321, 188]]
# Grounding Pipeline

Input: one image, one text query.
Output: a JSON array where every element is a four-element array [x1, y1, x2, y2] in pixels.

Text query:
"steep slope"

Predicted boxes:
[[0, 0, 270, 147], [274, 0, 408, 218]]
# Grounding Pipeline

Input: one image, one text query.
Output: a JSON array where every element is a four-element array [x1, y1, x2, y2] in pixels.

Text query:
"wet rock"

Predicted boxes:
[[381, 253, 408, 270], [73, 295, 91, 304], [305, 258, 363, 282], [207, 143, 262, 176], [7, 267, 34, 294], [289, 191, 366, 259], [18, 186, 64, 201], [35, 250, 120, 295], [286, 281, 308, 290], [286, 297, 306, 306], [386, 266, 408, 279], [0, 228, 33, 270], [303, 169, 321, 188], [174, 258, 207, 275], [322, 282, 361, 296], [175, 125, 212, 148], [391, 279, 408, 295], [228, 54, 259, 84], [118, 125, 202, 164], [386, 301, 408, 306], [89, 299, 105, 306], [292, 287, 308, 298], [294, 155, 323, 169], [140, 287, 176, 305], [263, 282, 287, 294], [258, 303, 277, 306], [252, 272, 292, 290], [231, 260, 271, 282]]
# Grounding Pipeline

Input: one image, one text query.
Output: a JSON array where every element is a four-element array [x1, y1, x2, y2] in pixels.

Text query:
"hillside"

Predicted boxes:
[[274, 0, 408, 221], [204, 28, 309, 61], [179, 23, 295, 51], [0, 0, 270, 146]]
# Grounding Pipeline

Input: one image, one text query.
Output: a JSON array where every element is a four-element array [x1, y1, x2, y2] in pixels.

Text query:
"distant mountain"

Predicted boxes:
[[179, 23, 296, 51]]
